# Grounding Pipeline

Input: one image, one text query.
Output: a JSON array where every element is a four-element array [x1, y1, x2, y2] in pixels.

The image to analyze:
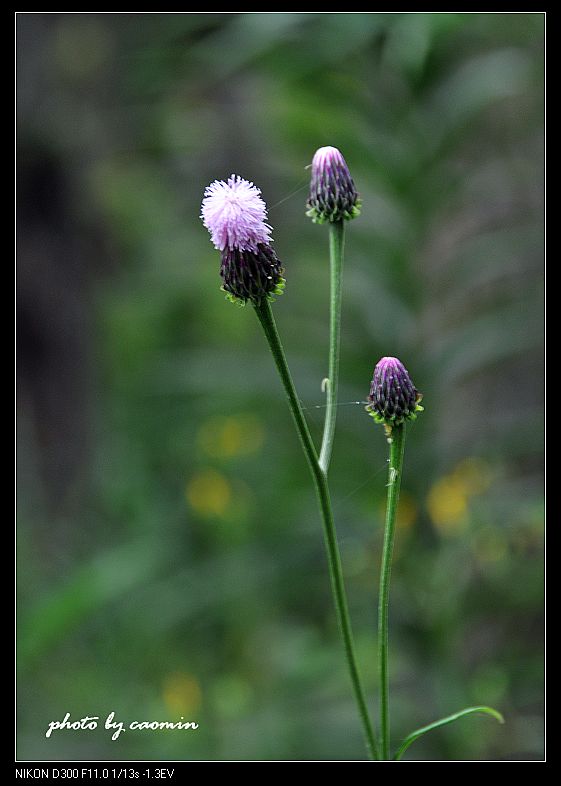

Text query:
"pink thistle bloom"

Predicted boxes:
[[201, 174, 284, 304], [201, 174, 273, 252]]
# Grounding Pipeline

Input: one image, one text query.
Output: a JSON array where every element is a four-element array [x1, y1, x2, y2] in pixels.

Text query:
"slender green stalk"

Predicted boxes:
[[319, 220, 345, 474], [378, 423, 406, 760], [253, 298, 378, 760]]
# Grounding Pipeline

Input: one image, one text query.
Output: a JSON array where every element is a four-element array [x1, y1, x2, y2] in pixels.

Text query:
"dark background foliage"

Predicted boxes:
[[17, 12, 544, 761]]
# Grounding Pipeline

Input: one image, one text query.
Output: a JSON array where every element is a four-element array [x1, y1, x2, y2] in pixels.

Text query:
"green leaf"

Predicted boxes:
[[393, 706, 504, 761]]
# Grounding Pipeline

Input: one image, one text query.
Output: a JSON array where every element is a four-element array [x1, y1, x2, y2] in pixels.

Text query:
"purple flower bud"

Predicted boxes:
[[306, 146, 360, 224], [367, 357, 423, 427], [201, 174, 285, 305]]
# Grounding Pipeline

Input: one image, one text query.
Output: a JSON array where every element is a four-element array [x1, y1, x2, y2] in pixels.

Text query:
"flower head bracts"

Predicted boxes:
[[366, 356, 423, 429], [306, 146, 360, 224]]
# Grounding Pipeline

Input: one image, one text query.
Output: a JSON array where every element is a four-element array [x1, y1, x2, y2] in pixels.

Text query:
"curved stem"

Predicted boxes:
[[253, 298, 378, 760], [319, 220, 345, 474], [378, 424, 406, 760]]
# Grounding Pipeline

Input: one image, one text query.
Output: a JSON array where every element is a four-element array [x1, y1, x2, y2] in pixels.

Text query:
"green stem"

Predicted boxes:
[[319, 220, 345, 474], [253, 298, 378, 760], [378, 423, 406, 760]]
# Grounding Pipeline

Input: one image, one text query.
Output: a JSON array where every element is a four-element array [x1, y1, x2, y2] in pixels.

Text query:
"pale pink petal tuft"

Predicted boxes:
[[201, 174, 273, 251]]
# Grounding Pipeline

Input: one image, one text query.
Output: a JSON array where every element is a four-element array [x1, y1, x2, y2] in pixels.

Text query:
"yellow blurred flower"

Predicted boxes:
[[162, 672, 202, 715], [427, 475, 468, 535], [427, 457, 493, 537], [186, 468, 231, 517], [197, 415, 264, 459]]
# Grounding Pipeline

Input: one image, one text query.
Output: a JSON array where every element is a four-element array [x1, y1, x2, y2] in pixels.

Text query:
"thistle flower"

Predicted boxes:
[[201, 174, 284, 305], [306, 146, 360, 224], [201, 175, 272, 252], [366, 356, 423, 427]]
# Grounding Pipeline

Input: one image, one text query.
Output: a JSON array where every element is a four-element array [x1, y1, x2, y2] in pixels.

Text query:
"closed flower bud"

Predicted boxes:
[[306, 146, 360, 224], [367, 356, 423, 427]]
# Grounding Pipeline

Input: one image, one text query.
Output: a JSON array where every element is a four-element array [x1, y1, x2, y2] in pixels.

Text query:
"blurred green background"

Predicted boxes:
[[17, 12, 544, 761]]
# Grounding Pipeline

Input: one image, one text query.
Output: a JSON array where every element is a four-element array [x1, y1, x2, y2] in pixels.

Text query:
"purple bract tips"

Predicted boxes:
[[201, 175, 273, 252], [367, 357, 423, 427], [201, 174, 284, 305], [306, 146, 360, 224]]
